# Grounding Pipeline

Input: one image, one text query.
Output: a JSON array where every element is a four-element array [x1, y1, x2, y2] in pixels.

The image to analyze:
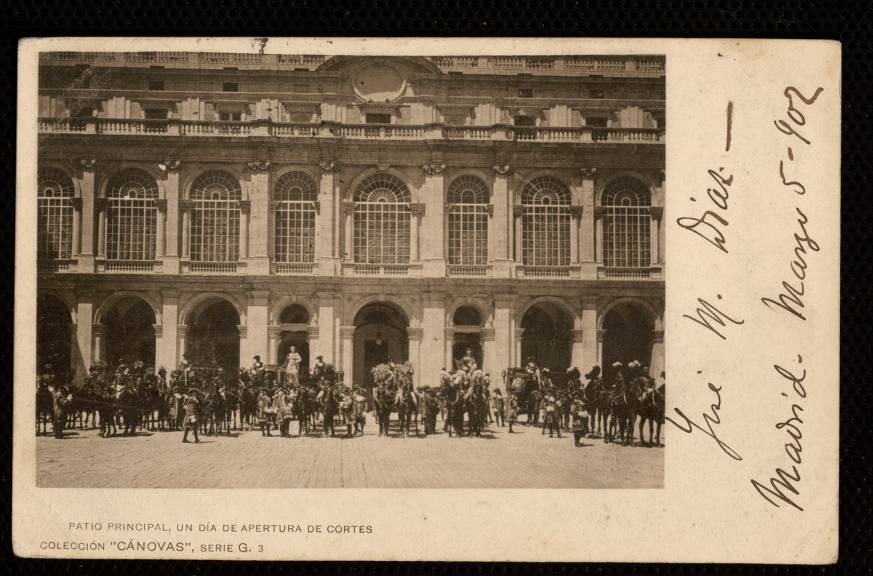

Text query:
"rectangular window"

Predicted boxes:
[[518, 87, 534, 98], [513, 115, 536, 127], [148, 80, 165, 91], [222, 82, 239, 92], [365, 113, 392, 124], [586, 116, 608, 128], [219, 111, 242, 122]]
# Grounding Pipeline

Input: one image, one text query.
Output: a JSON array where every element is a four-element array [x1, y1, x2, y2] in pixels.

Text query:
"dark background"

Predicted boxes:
[[2, 1, 867, 573]]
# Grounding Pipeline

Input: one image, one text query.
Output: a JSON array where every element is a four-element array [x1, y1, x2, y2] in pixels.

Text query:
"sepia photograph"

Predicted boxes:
[[33, 50, 666, 489]]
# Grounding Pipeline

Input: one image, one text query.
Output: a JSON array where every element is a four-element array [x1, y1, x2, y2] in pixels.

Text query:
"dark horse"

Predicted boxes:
[[373, 385, 393, 438], [465, 383, 488, 437], [117, 385, 139, 436], [396, 386, 418, 438], [320, 385, 339, 438], [637, 379, 665, 447], [36, 383, 54, 435]]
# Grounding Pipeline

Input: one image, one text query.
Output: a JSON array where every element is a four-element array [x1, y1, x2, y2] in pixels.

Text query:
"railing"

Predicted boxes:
[[39, 117, 663, 144], [599, 266, 653, 279], [353, 264, 410, 276], [104, 260, 155, 272], [40, 53, 665, 75], [38, 259, 72, 272], [189, 261, 239, 274], [447, 265, 490, 277], [273, 262, 315, 276], [519, 265, 572, 278]]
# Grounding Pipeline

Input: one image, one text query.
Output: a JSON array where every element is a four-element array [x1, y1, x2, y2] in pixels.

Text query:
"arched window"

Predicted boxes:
[[453, 305, 482, 326], [353, 174, 410, 264], [274, 172, 317, 263], [521, 176, 571, 267], [105, 168, 159, 261], [602, 178, 651, 269], [279, 304, 310, 325], [190, 171, 241, 263], [37, 168, 74, 262], [448, 176, 489, 266]]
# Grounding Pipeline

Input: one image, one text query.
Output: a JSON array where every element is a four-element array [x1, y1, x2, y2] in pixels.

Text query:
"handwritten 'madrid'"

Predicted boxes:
[[673, 87, 824, 513]]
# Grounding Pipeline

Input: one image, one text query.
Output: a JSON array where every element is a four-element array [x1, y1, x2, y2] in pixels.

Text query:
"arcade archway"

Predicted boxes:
[[37, 294, 72, 381], [601, 302, 654, 382], [186, 299, 240, 372], [353, 302, 409, 391], [102, 297, 156, 367], [520, 302, 573, 375]]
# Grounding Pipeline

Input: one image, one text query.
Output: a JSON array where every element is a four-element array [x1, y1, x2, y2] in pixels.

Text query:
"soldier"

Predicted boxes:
[[273, 387, 291, 437], [491, 388, 505, 427], [181, 388, 200, 443], [257, 386, 273, 437], [52, 385, 72, 438], [570, 394, 589, 447], [251, 355, 264, 373], [506, 390, 519, 433]]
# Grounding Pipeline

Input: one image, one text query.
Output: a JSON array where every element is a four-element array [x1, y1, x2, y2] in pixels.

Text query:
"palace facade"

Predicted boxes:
[[36, 52, 665, 390]]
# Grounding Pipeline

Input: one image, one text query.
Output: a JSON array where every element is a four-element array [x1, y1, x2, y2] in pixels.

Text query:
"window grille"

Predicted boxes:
[[521, 176, 571, 266], [190, 171, 241, 263], [105, 168, 159, 261], [37, 167, 74, 261], [602, 178, 651, 269], [274, 171, 317, 264], [448, 175, 489, 266], [353, 174, 410, 265]]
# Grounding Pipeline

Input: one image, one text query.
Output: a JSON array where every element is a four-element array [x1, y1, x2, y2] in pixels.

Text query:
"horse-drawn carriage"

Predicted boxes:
[[502, 367, 542, 424]]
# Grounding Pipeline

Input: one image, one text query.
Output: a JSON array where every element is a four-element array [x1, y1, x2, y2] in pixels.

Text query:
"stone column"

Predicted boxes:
[[515, 327, 524, 367], [317, 293, 337, 364], [650, 313, 665, 378], [420, 163, 446, 276], [409, 204, 424, 262], [92, 323, 104, 364], [181, 201, 191, 259], [155, 199, 166, 258], [244, 290, 270, 367], [650, 206, 663, 266], [421, 294, 445, 386], [513, 205, 523, 267], [71, 200, 81, 257], [245, 164, 270, 274], [267, 325, 280, 367], [482, 327, 497, 381], [317, 162, 338, 275], [570, 207, 581, 264], [408, 327, 423, 386], [342, 202, 354, 261], [73, 293, 94, 382], [96, 199, 107, 258], [595, 209, 604, 264], [444, 327, 454, 371], [581, 298, 599, 373], [239, 200, 250, 262], [579, 168, 597, 277], [177, 324, 189, 364], [161, 162, 181, 273], [493, 295, 513, 373], [489, 166, 512, 276], [570, 328, 585, 371], [76, 160, 96, 271], [596, 329, 605, 370], [157, 290, 179, 370], [340, 325, 355, 383]]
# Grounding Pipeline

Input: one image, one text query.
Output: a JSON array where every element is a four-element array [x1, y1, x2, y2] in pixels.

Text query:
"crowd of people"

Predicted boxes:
[[35, 347, 666, 447]]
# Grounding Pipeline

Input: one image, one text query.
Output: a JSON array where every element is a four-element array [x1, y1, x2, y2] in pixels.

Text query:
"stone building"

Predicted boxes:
[[35, 52, 665, 390]]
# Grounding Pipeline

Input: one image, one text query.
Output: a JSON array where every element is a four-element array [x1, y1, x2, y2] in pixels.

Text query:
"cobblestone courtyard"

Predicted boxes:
[[37, 417, 665, 489]]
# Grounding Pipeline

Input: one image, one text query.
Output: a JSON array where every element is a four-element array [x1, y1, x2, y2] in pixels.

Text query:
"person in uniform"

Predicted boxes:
[[570, 393, 589, 447], [491, 388, 505, 427], [273, 387, 291, 437], [52, 385, 72, 439], [251, 355, 264, 373], [182, 389, 200, 443], [257, 386, 273, 436], [283, 347, 302, 387], [506, 390, 519, 433]]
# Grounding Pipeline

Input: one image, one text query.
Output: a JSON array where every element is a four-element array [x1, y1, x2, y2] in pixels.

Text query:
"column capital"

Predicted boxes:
[[407, 327, 424, 340], [237, 324, 247, 338], [571, 328, 585, 343], [582, 297, 599, 310], [492, 164, 513, 176], [597, 328, 605, 343], [482, 327, 496, 341], [409, 203, 426, 217], [176, 324, 189, 336], [153, 324, 163, 338], [156, 198, 168, 211], [78, 158, 97, 172], [569, 205, 584, 218], [422, 161, 446, 175], [157, 160, 182, 173], [307, 326, 320, 338], [71, 196, 83, 210], [91, 323, 104, 335], [444, 326, 455, 338], [340, 325, 356, 338], [652, 329, 665, 343], [267, 324, 282, 337], [244, 160, 271, 173], [512, 204, 524, 217], [579, 166, 598, 179], [650, 206, 664, 219], [239, 200, 251, 212], [319, 160, 338, 173]]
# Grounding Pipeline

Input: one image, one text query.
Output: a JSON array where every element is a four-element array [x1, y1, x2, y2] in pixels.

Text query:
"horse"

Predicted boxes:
[[465, 383, 488, 437], [637, 380, 665, 447], [582, 375, 605, 438], [439, 382, 458, 435], [203, 389, 227, 436], [373, 385, 393, 437], [339, 392, 356, 437], [35, 383, 54, 436], [116, 385, 139, 436], [352, 391, 368, 435], [451, 392, 466, 438], [396, 385, 418, 438], [239, 382, 256, 430], [526, 388, 541, 425]]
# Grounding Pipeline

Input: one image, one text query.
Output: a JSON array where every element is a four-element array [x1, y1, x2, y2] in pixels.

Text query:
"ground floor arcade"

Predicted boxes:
[[37, 277, 664, 389]]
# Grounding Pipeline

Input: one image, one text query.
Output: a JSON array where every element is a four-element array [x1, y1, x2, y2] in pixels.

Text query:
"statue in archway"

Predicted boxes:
[[283, 346, 302, 386]]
